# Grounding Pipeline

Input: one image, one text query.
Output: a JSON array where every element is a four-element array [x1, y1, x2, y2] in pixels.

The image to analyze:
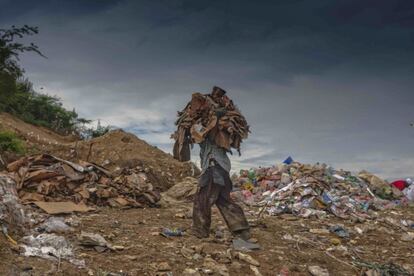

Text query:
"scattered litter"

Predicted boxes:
[[160, 227, 184, 237], [36, 217, 74, 233], [0, 174, 28, 232], [401, 232, 414, 241], [250, 265, 263, 276], [353, 260, 411, 276], [21, 233, 84, 267], [329, 225, 350, 238]]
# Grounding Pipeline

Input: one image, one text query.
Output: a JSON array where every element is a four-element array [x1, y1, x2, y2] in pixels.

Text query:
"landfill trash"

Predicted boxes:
[[400, 232, 414, 241], [172, 88, 250, 161], [400, 219, 414, 229], [160, 227, 184, 237], [6, 154, 160, 208], [308, 265, 329, 276], [232, 237, 261, 251], [353, 260, 411, 276], [329, 225, 350, 238], [2, 224, 17, 245], [403, 184, 414, 201], [36, 217, 74, 233], [0, 174, 28, 233], [232, 161, 409, 220], [359, 171, 402, 200], [21, 233, 85, 267], [78, 231, 112, 251], [250, 265, 263, 276], [236, 252, 260, 266], [283, 156, 293, 165]]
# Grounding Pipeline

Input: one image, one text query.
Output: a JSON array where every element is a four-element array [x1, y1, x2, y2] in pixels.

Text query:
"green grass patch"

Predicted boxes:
[[0, 131, 25, 154]]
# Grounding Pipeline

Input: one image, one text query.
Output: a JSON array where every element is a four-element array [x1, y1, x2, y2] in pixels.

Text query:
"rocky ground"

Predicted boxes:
[[1, 112, 413, 276], [1, 201, 413, 276]]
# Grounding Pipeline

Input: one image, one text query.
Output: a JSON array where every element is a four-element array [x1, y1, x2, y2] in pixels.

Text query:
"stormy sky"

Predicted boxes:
[[1, 0, 414, 179]]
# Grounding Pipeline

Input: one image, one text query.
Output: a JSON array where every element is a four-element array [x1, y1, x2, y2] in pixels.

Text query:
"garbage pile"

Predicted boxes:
[[233, 159, 408, 220], [172, 87, 250, 161], [5, 154, 160, 208]]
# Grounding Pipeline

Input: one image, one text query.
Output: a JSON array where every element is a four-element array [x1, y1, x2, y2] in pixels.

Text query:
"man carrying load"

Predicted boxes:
[[172, 86, 251, 240]]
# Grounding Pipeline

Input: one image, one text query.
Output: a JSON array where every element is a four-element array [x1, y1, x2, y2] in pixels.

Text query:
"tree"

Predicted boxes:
[[0, 25, 45, 78]]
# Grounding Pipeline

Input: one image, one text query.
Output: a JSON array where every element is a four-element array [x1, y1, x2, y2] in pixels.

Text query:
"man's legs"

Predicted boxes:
[[192, 181, 221, 238], [215, 179, 250, 239]]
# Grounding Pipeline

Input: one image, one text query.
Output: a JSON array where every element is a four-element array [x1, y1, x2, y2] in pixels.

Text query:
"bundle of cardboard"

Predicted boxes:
[[172, 87, 250, 161]]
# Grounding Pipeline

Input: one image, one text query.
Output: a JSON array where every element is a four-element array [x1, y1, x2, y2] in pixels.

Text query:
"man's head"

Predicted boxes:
[[211, 86, 226, 100]]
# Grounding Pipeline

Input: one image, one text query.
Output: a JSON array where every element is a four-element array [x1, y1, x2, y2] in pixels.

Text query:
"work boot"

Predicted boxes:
[[233, 229, 251, 241], [189, 228, 209, 239]]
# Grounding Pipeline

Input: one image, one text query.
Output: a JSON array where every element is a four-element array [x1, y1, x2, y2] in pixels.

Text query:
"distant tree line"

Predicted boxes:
[[0, 25, 110, 138]]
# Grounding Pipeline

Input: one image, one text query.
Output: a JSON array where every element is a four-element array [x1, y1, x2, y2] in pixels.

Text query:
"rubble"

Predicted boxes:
[[308, 265, 329, 276], [235, 252, 260, 266], [6, 154, 160, 208], [78, 231, 112, 251]]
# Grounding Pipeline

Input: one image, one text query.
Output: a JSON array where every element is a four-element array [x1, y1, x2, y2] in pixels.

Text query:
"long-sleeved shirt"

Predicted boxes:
[[199, 137, 231, 186]]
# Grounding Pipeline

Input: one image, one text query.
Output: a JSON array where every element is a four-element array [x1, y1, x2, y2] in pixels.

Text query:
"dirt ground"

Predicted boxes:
[[1, 201, 413, 276], [1, 113, 413, 275]]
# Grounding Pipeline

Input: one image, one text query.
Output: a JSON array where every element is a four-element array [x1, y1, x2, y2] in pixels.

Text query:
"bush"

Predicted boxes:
[[0, 26, 93, 138], [0, 131, 25, 154]]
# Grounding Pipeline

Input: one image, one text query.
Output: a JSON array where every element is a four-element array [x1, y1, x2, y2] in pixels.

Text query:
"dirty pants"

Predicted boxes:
[[192, 166, 249, 237]]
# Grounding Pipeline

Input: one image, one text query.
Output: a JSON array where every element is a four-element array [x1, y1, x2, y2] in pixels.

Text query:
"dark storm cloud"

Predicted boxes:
[[0, 0, 122, 22], [1, 0, 414, 179]]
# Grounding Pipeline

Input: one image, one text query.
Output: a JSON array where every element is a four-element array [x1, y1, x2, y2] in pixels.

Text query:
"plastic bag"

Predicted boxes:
[[37, 217, 74, 233]]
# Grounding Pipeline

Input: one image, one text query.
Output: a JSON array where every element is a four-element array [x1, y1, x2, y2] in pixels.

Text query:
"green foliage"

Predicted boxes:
[[0, 25, 110, 139], [0, 131, 25, 154], [0, 25, 91, 137], [0, 25, 44, 78]]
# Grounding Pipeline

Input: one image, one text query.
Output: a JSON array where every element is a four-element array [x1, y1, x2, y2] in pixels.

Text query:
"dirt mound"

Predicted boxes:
[[0, 112, 77, 146], [0, 113, 199, 191], [61, 130, 199, 191]]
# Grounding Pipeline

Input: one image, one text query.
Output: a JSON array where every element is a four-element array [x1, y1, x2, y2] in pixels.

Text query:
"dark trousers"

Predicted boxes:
[[192, 166, 249, 237]]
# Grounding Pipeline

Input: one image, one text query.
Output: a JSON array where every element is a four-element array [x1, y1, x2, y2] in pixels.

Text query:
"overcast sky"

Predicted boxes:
[[1, 0, 413, 179]]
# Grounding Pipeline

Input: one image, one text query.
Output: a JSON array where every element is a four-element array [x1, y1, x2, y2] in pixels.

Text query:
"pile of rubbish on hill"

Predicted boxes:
[[232, 157, 410, 220], [5, 154, 160, 210], [172, 87, 250, 161]]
